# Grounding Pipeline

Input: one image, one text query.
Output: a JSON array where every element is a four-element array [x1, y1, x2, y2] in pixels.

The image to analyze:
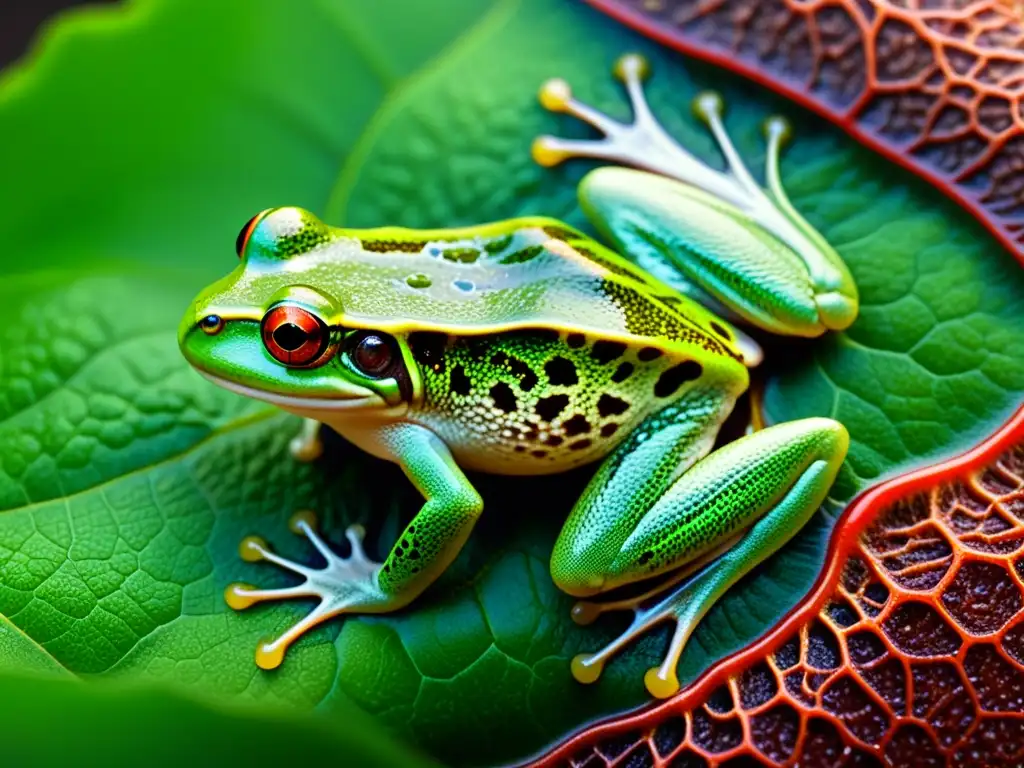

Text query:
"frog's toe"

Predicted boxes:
[[226, 513, 386, 670], [644, 665, 681, 699], [564, 569, 713, 696], [289, 418, 324, 462]]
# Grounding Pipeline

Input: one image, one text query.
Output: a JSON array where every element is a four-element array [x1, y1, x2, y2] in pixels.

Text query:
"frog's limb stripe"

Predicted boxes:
[[557, 417, 848, 698], [226, 425, 482, 670], [534, 54, 858, 336], [288, 418, 324, 462]]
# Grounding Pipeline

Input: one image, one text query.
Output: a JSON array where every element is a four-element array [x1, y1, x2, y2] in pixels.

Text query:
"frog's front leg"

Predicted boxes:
[[551, 411, 848, 698], [226, 423, 483, 670], [534, 55, 858, 339]]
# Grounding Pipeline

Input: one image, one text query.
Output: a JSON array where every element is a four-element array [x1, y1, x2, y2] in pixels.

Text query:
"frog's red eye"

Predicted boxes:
[[235, 210, 269, 258], [261, 305, 330, 367]]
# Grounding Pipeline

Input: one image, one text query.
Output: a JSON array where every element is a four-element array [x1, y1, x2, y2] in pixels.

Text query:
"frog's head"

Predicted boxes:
[[178, 207, 417, 421]]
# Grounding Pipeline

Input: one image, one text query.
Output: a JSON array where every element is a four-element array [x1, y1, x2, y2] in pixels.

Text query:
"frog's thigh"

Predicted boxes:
[[580, 168, 856, 337], [553, 417, 848, 596], [550, 387, 735, 596]]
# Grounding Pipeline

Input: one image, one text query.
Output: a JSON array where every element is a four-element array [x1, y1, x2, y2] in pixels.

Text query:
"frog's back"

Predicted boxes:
[[221, 211, 746, 367]]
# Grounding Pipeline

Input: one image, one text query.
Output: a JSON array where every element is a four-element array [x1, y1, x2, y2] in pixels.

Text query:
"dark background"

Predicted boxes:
[[1, 0, 115, 69]]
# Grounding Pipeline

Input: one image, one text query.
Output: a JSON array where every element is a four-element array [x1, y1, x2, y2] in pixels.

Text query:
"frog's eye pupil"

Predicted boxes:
[[351, 333, 393, 377], [261, 305, 329, 367], [200, 315, 224, 335], [273, 323, 308, 351], [235, 213, 262, 258]]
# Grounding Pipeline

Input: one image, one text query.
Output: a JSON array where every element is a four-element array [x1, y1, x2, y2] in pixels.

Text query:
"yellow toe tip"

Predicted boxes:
[[538, 78, 572, 111], [255, 640, 285, 671], [692, 91, 724, 121], [224, 583, 258, 611], [571, 654, 604, 685], [644, 666, 680, 699], [531, 137, 565, 168], [289, 438, 323, 463], [763, 115, 792, 145], [289, 510, 318, 535], [613, 53, 649, 82], [570, 601, 602, 626], [239, 536, 268, 562]]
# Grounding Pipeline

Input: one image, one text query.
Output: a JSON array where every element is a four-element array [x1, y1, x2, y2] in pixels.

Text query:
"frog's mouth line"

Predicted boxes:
[[195, 370, 384, 411]]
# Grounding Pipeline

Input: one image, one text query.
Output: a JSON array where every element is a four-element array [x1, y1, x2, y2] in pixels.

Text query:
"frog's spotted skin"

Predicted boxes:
[[411, 329, 691, 472], [178, 53, 856, 698]]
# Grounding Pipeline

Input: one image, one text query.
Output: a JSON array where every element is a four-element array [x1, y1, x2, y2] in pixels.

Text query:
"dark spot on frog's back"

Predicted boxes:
[[611, 362, 634, 383], [638, 346, 662, 362], [567, 333, 586, 349], [591, 340, 626, 364], [489, 382, 517, 413], [408, 331, 448, 371], [531, 328, 561, 342], [450, 364, 471, 396], [499, 245, 543, 265], [443, 247, 481, 263], [655, 360, 703, 398], [545, 356, 578, 386], [710, 321, 732, 340], [542, 224, 580, 241], [597, 394, 629, 417], [491, 348, 539, 391], [562, 414, 591, 436], [361, 239, 423, 253], [536, 394, 569, 422]]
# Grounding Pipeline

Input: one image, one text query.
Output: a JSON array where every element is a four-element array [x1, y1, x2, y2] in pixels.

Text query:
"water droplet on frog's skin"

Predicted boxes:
[[406, 273, 432, 289], [453, 279, 474, 292], [429, 247, 440, 257]]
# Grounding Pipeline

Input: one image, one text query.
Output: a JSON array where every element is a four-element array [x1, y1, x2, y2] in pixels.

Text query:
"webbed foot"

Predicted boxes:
[[225, 511, 387, 670], [569, 573, 707, 699]]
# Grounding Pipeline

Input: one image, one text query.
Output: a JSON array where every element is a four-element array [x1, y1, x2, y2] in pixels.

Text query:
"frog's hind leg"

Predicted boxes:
[[551, 415, 848, 698], [533, 54, 858, 337]]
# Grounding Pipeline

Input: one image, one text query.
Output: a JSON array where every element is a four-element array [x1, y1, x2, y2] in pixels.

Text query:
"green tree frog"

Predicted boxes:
[[178, 55, 857, 698]]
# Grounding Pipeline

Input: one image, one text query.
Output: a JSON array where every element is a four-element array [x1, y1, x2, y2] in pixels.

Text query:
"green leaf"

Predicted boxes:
[[0, 0, 1021, 766], [0, 614, 68, 676], [0, 668, 438, 768]]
